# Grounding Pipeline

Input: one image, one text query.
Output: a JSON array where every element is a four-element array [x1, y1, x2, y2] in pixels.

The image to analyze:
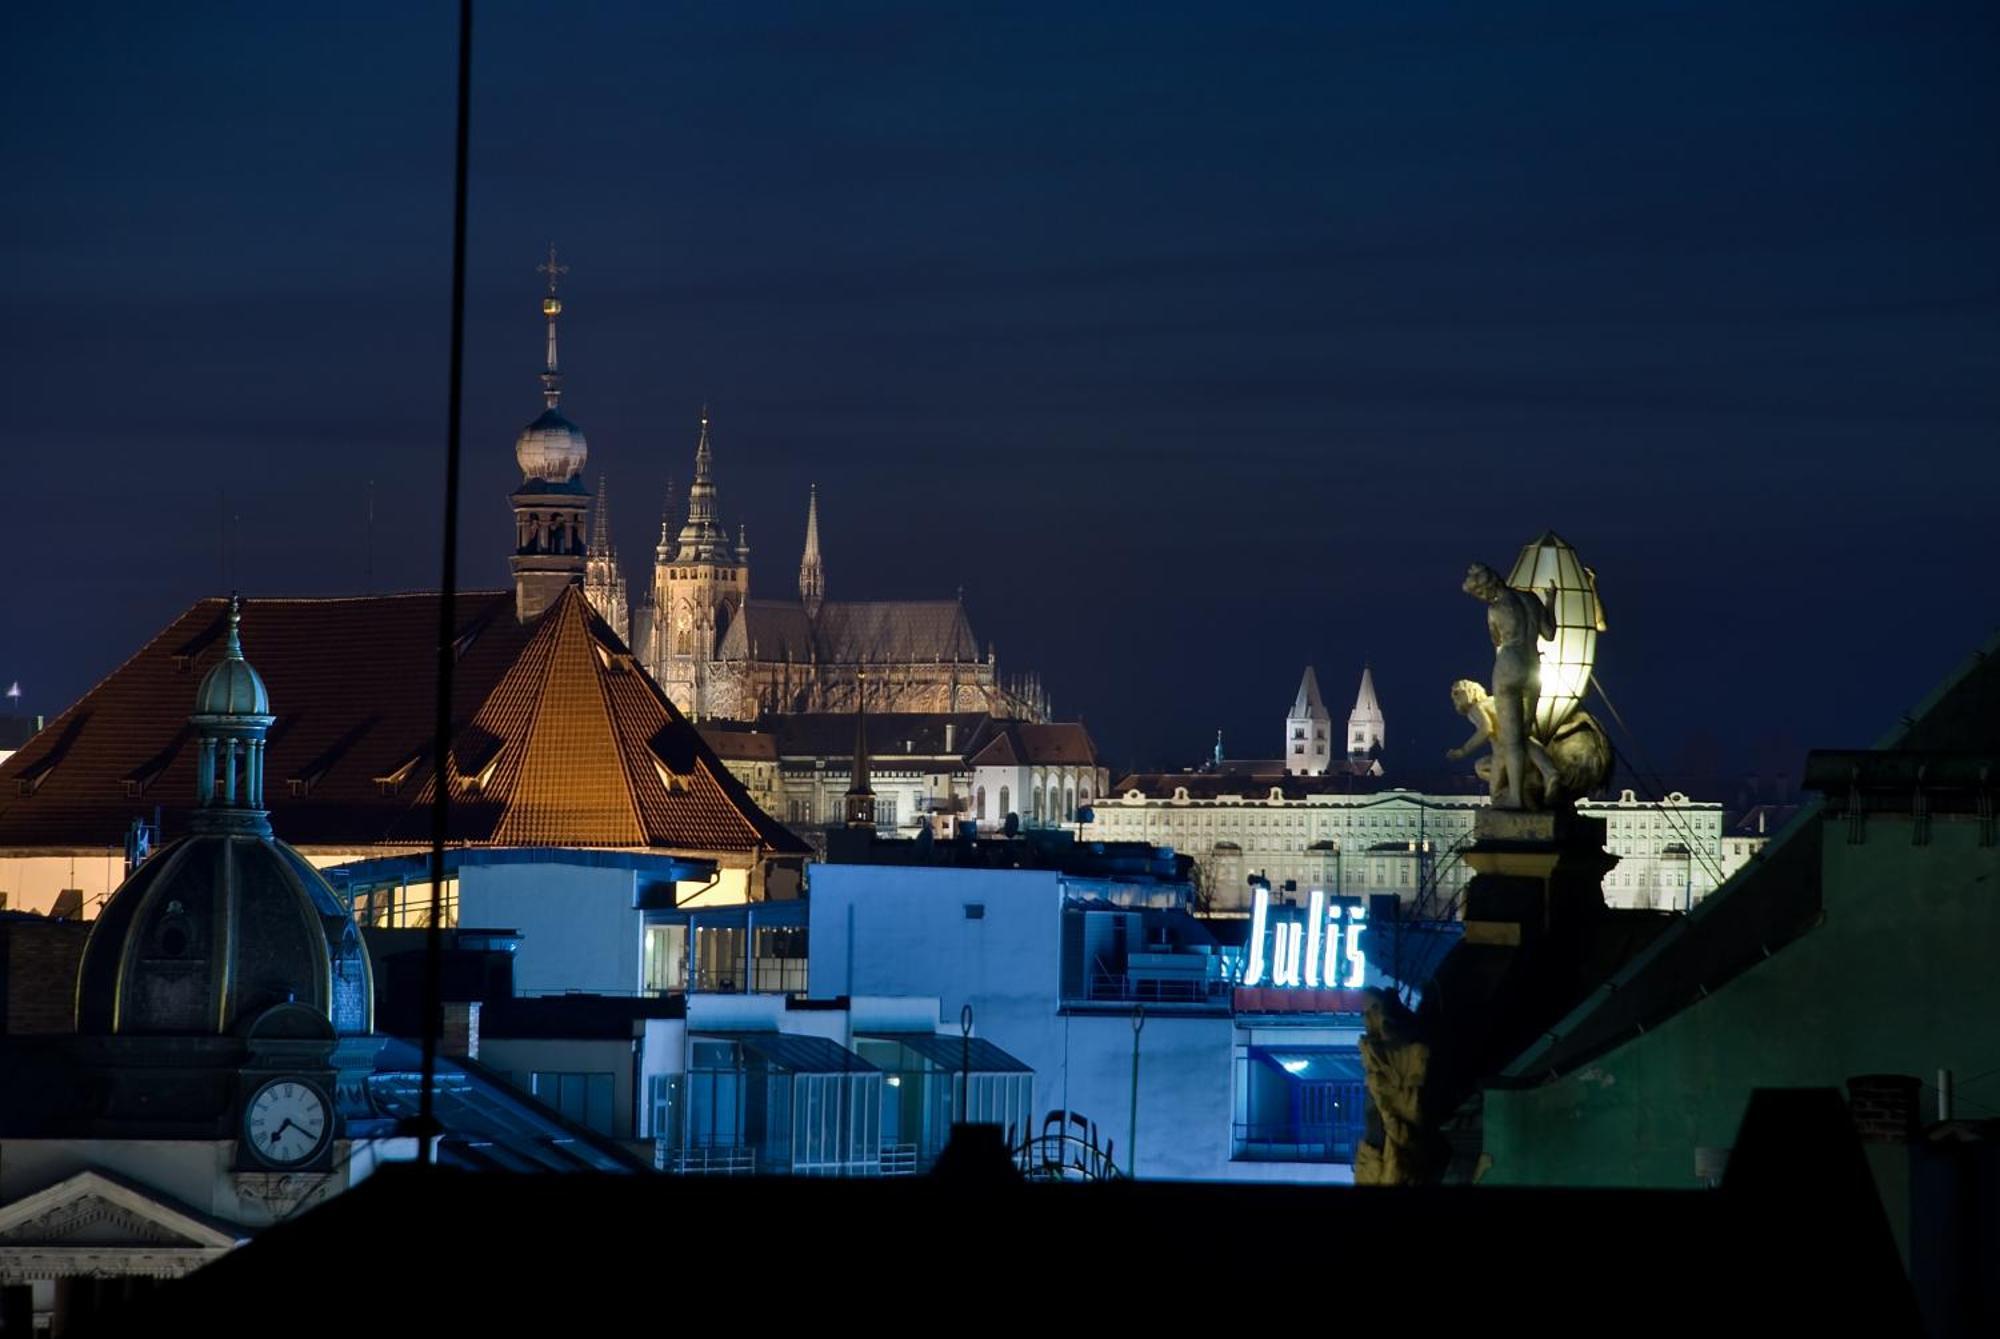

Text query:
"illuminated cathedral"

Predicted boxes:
[[508, 253, 1047, 724]]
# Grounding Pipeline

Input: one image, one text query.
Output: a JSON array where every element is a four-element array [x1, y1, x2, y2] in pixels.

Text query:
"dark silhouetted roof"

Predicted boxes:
[[1501, 630, 2000, 1084]]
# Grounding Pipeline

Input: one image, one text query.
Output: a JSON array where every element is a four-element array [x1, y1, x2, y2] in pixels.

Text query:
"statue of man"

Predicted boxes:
[[1462, 563, 1555, 809]]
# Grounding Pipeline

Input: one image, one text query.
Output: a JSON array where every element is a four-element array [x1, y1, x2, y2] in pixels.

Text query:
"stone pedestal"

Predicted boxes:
[[1460, 808, 1615, 946]]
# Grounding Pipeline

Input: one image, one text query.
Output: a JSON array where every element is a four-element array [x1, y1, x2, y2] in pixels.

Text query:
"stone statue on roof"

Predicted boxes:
[[1462, 562, 1555, 809], [1452, 541, 1615, 810]]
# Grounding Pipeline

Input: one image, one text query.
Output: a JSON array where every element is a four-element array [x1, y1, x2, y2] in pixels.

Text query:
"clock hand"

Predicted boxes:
[[269, 1117, 305, 1146]]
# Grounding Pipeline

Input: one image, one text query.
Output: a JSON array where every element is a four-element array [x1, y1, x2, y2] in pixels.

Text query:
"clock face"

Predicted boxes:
[[244, 1079, 331, 1166]]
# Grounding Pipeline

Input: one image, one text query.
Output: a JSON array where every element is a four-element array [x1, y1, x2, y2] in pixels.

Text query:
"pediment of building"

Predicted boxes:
[[0, 1169, 240, 1250]]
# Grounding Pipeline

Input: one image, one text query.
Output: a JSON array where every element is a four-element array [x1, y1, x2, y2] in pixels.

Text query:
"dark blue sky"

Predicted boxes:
[[5, 2, 1996, 784]]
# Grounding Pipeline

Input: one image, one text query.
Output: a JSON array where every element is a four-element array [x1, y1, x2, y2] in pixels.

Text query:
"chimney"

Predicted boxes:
[[441, 1001, 481, 1060]]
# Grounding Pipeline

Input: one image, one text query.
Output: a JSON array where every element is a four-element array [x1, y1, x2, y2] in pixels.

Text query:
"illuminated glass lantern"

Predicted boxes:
[[1506, 531, 1605, 740]]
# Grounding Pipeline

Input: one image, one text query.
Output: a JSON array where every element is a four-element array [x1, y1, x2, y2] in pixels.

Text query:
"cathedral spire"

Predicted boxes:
[[589, 474, 612, 557], [536, 243, 569, 409], [800, 484, 825, 620], [676, 407, 732, 561]]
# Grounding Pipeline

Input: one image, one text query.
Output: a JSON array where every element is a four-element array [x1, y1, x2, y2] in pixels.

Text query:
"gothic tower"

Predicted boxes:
[[583, 473, 630, 643], [799, 484, 825, 620], [653, 410, 748, 718], [510, 246, 592, 623], [1348, 664, 1385, 759], [1287, 666, 1333, 776]]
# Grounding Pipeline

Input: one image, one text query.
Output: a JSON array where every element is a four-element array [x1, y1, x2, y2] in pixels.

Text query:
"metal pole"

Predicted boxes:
[[959, 1003, 973, 1124], [418, 0, 473, 1169], [1127, 1003, 1145, 1178]]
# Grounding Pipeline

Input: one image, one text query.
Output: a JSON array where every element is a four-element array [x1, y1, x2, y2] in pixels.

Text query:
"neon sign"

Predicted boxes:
[[1241, 887, 1367, 989]]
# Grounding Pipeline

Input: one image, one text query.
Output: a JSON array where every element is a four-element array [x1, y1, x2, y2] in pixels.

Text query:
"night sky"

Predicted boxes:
[[6, 3, 1996, 788]]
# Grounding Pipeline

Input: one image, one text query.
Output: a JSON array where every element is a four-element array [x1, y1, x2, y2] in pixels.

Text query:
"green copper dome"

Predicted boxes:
[[194, 599, 271, 718]]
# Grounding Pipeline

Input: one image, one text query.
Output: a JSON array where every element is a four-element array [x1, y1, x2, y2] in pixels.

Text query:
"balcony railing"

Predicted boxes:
[[1232, 1121, 1361, 1164], [1081, 972, 1231, 1005], [687, 960, 810, 995], [879, 1143, 920, 1177], [657, 1142, 758, 1175]]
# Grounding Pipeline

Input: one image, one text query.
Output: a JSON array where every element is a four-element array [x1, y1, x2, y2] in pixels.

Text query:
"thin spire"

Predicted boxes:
[[677, 407, 731, 561], [737, 520, 749, 563], [224, 594, 245, 659], [535, 244, 569, 409], [589, 474, 611, 556], [799, 483, 825, 620]]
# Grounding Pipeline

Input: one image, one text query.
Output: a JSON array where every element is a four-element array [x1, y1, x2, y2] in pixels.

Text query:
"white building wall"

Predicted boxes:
[[459, 863, 643, 997], [1087, 789, 1731, 913], [805, 863, 1342, 1182]]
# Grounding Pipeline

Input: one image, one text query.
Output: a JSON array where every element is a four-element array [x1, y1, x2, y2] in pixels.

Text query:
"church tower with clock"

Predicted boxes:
[[68, 598, 380, 1177]]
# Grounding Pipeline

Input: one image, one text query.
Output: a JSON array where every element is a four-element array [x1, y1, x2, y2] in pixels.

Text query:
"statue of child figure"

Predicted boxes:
[[1447, 678, 1557, 809]]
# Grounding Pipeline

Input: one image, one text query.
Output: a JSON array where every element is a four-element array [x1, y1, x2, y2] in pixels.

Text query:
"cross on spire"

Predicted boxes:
[[537, 243, 569, 296]]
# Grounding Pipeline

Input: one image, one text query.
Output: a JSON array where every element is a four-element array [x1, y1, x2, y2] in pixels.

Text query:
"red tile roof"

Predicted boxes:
[[0, 588, 804, 858]]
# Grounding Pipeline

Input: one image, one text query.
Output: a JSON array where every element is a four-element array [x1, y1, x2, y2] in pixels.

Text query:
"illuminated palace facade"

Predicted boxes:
[[1083, 673, 1757, 914]]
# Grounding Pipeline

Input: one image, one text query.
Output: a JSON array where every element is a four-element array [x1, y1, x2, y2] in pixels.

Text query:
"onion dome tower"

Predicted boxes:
[[75, 598, 374, 1040], [511, 245, 594, 623]]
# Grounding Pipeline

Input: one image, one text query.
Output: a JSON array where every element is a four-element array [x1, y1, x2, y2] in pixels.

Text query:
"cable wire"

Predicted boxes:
[[418, 0, 473, 1167], [1589, 673, 1731, 894]]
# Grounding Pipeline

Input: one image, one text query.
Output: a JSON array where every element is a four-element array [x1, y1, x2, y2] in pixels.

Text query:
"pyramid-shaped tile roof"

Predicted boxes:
[[0, 588, 803, 858]]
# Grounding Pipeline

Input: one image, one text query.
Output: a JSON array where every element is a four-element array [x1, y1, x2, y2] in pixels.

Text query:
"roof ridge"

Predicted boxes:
[[491, 588, 644, 846], [572, 593, 654, 842], [0, 596, 232, 793]]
